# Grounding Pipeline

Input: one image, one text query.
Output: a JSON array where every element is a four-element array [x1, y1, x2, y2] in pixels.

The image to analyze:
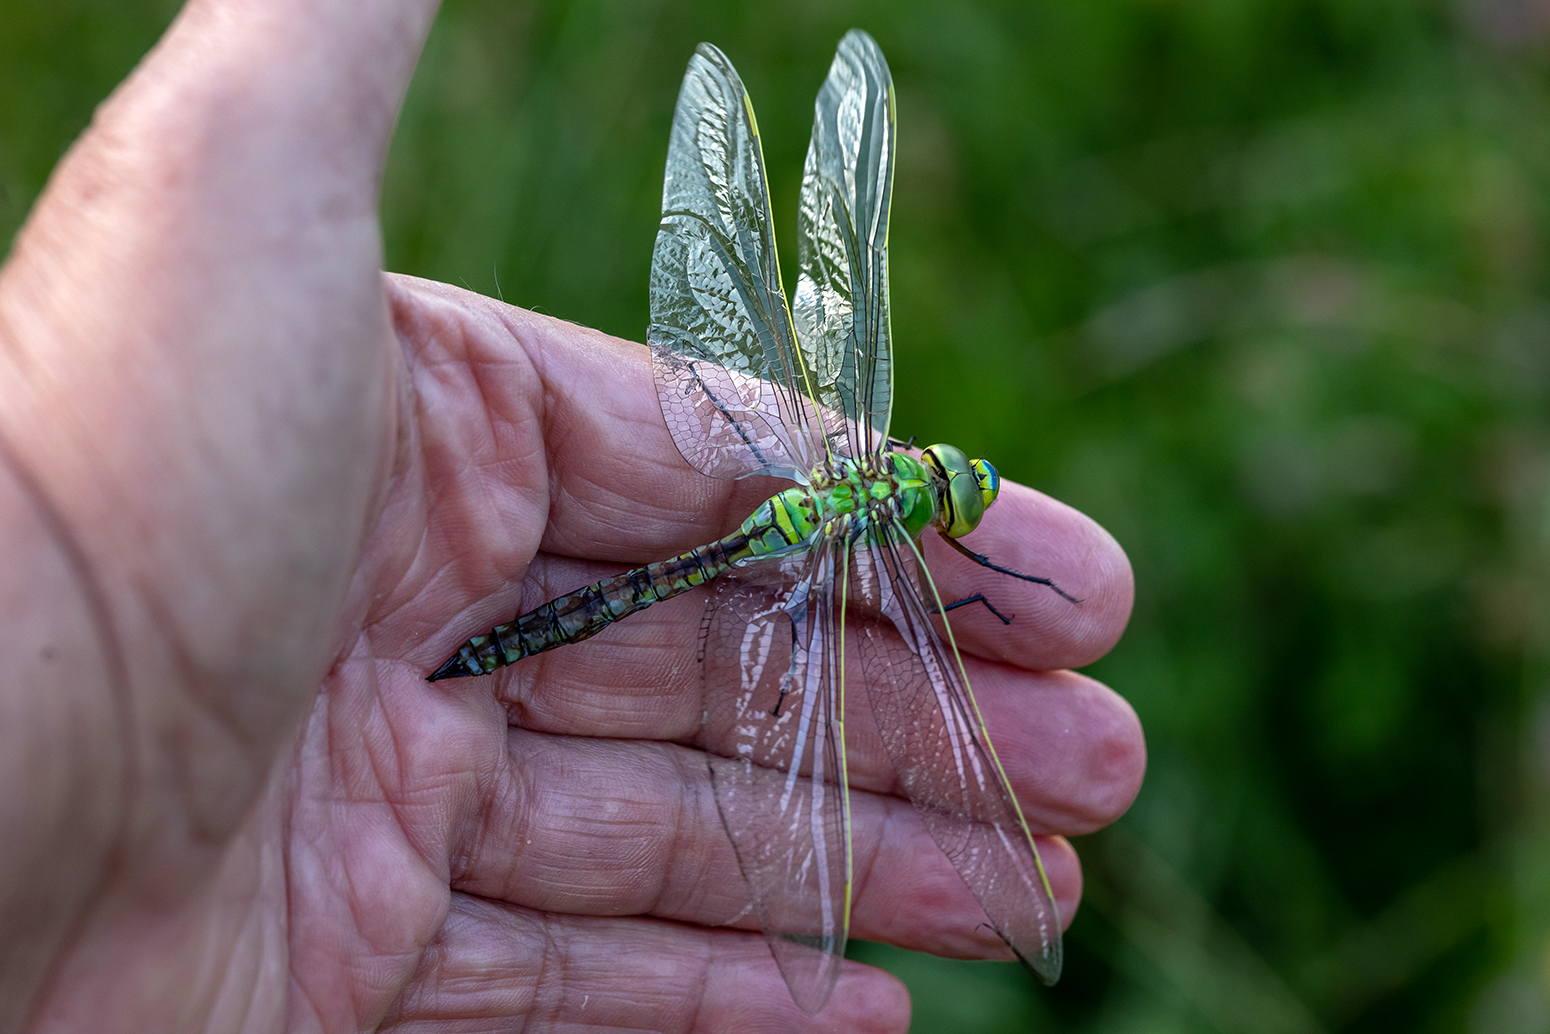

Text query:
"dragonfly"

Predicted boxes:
[[430, 29, 1074, 1013]]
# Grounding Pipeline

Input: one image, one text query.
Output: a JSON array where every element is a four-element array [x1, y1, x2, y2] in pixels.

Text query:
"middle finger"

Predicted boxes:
[[451, 727, 1086, 958]]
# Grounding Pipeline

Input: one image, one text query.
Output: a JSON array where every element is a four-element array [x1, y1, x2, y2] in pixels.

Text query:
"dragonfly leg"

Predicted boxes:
[[939, 532, 1083, 604], [771, 675, 794, 717], [769, 622, 801, 717], [934, 593, 1013, 624]]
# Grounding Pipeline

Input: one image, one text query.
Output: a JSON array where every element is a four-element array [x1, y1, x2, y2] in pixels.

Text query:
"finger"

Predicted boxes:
[[918, 481, 1134, 670], [3, 0, 438, 669], [381, 893, 910, 1034], [401, 276, 772, 571], [446, 728, 1088, 957], [482, 634, 1141, 831], [960, 667, 1146, 834], [423, 568, 1142, 834]]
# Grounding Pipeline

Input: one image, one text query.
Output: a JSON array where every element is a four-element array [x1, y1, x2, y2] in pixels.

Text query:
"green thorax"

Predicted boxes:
[[735, 453, 938, 561]]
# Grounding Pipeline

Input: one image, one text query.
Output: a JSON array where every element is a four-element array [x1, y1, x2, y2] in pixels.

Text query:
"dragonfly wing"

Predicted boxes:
[[700, 536, 853, 1014], [854, 520, 1064, 983], [794, 29, 896, 460], [650, 44, 826, 482]]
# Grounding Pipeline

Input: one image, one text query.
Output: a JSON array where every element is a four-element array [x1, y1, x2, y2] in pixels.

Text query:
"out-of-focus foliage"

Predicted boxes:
[[7, 0, 1550, 1030]]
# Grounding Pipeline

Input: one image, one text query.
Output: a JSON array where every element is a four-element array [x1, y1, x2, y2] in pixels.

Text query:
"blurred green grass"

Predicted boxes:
[[8, 0, 1550, 1030]]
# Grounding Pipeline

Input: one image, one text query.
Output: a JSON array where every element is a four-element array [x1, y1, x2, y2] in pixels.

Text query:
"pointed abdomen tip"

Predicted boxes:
[[428, 653, 478, 682]]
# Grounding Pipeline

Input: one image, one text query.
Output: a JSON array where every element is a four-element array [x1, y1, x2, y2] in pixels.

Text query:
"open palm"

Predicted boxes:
[[0, 3, 1142, 1032]]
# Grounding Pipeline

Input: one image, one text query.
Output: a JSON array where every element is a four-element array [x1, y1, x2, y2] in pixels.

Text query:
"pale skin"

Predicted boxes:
[[0, 1, 1144, 1031]]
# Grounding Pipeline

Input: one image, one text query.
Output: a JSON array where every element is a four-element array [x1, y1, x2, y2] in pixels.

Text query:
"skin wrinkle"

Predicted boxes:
[[334, 496, 423, 671], [380, 929, 436, 1025], [453, 351, 518, 519], [413, 310, 544, 608], [672, 752, 739, 927], [346, 702, 410, 820], [133, 577, 267, 851], [687, 944, 712, 1034], [330, 301, 411, 624], [847, 789, 891, 941], [0, 426, 139, 1034], [336, 861, 391, 1028], [387, 902, 888, 1032], [458, 759, 514, 899], [569, 484, 705, 548], [466, 348, 536, 497], [530, 326, 747, 541], [459, 303, 541, 436], [382, 302, 422, 514], [407, 349, 482, 506], [286, 946, 328, 1034], [507, 733, 546, 898], [457, 758, 522, 893], [407, 913, 467, 1024], [480, 734, 669, 923], [533, 910, 563, 1031], [526, 342, 683, 559], [373, 678, 453, 885]]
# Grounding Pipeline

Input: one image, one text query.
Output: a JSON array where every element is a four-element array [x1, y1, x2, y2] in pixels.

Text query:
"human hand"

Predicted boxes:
[[0, 2, 1143, 1032]]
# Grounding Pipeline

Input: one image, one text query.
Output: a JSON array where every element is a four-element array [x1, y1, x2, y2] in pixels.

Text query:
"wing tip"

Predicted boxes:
[[1014, 934, 1064, 987], [838, 28, 888, 71]]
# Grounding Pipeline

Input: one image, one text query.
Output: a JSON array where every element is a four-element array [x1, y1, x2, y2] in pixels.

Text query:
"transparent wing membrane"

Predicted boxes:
[[657, 30, 1064, 1009], [856, 522, 1064, 983], [649, 43, 826, 481], [794, 30, 897, 459], [700, 543, 853, 1014]]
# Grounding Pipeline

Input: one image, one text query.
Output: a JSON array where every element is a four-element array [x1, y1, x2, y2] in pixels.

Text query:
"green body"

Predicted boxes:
[[431, 452, 944, 680]]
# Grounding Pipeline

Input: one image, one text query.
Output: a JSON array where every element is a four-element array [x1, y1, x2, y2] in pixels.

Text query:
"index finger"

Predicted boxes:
[[403, 274, 775, 568]]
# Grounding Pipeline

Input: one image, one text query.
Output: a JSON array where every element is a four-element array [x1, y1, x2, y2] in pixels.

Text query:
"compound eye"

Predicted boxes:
[[971, 458, 1000, 511], [944, 473, 985, 537], [921, 444, 981, 537]]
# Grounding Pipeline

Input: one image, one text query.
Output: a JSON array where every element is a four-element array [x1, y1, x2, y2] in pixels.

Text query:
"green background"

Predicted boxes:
[[6, 1, 1550, 1031]]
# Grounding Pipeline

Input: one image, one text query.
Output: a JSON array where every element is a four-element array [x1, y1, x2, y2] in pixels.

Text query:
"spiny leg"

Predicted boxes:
[[933, 593, 1012, 624], [939, 532, 1084, 604]]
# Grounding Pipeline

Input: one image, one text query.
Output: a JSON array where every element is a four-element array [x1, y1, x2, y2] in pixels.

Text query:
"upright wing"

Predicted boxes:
[[793, 29, 897, 461], [854, 520, 1064, 983], [650, 44, 827, 482], [699, 537, 854, 1014]]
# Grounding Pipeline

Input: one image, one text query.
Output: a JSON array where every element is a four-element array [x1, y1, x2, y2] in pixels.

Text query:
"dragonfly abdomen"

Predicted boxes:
[[428, 534, 751, 680], [428, 487, 818, 681]]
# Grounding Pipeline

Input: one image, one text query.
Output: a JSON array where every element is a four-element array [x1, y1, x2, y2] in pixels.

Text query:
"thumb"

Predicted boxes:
[[0, 0, 440, 959], [0, 0, 441, 729]]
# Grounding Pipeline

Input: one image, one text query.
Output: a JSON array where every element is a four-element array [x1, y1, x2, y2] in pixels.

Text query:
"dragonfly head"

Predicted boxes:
[[921, 444, 1000, 538]]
